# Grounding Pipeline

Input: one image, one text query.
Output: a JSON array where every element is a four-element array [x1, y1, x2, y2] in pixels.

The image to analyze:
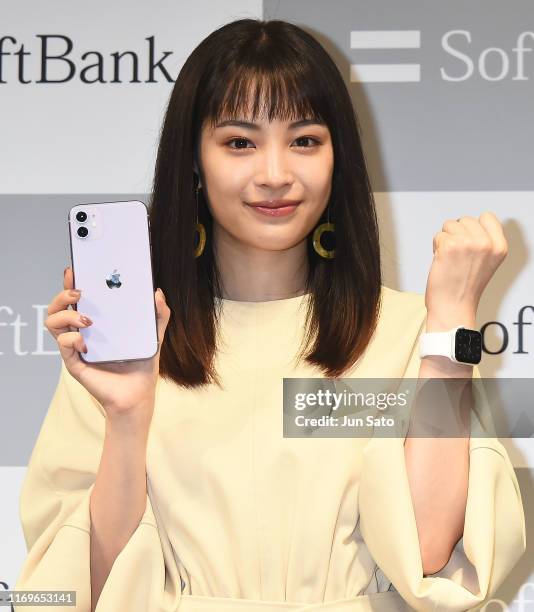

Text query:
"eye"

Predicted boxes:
[[224, 136, 321, 151], [225, 137, 254, 150], [293, 136, 321, 148]]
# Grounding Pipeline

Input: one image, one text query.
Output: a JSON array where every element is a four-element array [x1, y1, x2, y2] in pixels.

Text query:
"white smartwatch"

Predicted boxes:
[[419, 326, 482, 365]]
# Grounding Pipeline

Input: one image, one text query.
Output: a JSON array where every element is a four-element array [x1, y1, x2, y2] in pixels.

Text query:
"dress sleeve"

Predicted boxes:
[[14, 362, 176, 612], [358, 364, 527, 611]]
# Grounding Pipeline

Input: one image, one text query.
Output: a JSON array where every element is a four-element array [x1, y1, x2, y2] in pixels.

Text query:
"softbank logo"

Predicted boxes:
[[0, 35, 174, 84], [350, 29, 534, 82], [350, 30, 422, 83], [0, 305, 61, 356]]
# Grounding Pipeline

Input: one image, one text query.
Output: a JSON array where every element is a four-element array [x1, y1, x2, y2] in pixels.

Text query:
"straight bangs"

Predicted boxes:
[[195, 27, 336, 134], [199, 61, 328, 132]]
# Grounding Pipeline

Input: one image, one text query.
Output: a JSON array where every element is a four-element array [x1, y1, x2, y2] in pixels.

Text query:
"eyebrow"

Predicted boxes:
[[214, 118, 326, 130]]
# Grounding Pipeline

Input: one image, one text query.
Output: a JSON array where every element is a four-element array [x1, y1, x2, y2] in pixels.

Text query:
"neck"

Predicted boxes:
[[213, 224, 309, 302]]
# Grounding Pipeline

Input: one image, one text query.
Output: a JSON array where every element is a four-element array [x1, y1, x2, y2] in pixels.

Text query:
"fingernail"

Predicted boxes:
[[64, 267, 68, 277], [69, 289, 81, 297], [82, 345, 88, 354], [79, 314, 93, 326]]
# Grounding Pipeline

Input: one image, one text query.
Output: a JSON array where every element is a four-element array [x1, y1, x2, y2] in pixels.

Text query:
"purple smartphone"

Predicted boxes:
[[67, 200, 159, 364]]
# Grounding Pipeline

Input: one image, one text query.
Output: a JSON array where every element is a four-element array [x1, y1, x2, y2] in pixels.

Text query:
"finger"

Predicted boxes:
[[47, 288, 82, 317], [64, 265, 74, 291], [456, 215, 490, 243], [442, 219, 465, 235], [432, 231, 448, 254], [478, 211, 508, 252], [46, 308, 92, 339], [154, 288, 171, 354], [56, 330, 87, 372]]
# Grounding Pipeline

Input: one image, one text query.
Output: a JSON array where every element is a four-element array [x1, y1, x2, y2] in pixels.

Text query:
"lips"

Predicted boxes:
[[247, 199, 302, 209], [247, 200, 302, 218]]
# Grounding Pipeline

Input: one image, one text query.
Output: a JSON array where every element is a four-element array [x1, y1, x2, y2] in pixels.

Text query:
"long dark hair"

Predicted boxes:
[[148, 18, 382, 388]]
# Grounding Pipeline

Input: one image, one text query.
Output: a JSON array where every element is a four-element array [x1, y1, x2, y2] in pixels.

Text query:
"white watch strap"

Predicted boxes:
[[419, 327, 461, 360]]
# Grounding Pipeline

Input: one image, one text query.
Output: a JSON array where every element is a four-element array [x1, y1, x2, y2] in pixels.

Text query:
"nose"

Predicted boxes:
[[253, 146, 294, 190]]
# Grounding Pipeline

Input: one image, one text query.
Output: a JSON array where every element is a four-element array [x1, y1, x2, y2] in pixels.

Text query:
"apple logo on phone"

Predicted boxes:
[[106, 269, 122, 288]]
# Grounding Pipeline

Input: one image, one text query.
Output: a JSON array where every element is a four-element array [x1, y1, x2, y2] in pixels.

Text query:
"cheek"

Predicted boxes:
[[205, 150, 249, 199], [201, 161, 244, 223], [299, 155, 334, 201]]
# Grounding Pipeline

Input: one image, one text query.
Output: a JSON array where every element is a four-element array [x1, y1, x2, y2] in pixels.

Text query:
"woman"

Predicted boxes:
[[15, 18, 525, 612]]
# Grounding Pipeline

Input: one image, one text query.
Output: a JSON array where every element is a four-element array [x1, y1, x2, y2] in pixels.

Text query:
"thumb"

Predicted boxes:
[[154, 288, 171, 351]]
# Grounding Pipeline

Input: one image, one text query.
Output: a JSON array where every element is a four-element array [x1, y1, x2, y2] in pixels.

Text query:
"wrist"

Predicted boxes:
[[105, 403, 154, 434], [425, 310, 477, 332]]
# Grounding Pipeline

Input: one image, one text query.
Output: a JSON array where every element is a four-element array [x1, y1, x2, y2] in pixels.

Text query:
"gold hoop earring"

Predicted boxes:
[[195, 186, 206, 258], [312, 207, 335, 259]]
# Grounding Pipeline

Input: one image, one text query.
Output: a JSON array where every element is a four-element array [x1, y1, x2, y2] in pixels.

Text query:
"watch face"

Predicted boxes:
[[454, 328, 482, 364]]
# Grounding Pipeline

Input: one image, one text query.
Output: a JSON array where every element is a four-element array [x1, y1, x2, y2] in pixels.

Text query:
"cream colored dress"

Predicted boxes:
[[14, 285, 526, 612]]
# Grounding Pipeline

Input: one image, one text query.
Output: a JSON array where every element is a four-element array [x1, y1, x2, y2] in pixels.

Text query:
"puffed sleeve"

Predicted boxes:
[[358, 364, 527, 611], [13, 362, 179, 612]]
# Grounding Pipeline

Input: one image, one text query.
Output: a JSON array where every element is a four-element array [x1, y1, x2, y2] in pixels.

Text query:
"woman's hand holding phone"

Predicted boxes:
[[45, 265, 171, 609], [45, 266, 171, 424]]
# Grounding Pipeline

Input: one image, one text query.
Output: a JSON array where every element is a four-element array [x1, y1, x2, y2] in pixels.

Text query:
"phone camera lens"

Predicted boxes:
[[77, 226, 89, 238], [76, 211, 87, 223]]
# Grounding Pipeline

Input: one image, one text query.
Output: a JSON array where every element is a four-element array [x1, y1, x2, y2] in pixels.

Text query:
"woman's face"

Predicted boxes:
[[197, 110, 334, 253]]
